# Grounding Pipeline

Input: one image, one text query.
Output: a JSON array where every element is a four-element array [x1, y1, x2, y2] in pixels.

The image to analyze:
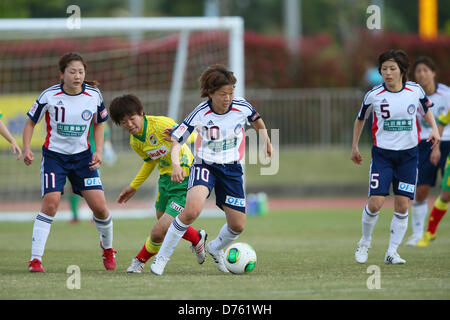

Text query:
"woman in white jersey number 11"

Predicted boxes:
[[151, 64, 273, 275], [23, 52, 116, 273], [351, 49, 440, 265]]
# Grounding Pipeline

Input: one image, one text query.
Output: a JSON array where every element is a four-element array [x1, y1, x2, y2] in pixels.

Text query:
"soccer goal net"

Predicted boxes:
[[0, 17, 244, 217]]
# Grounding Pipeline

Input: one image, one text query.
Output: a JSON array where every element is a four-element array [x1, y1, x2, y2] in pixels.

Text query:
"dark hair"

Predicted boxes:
[[199, 64, 237, 98], [59, 52, 99, 87], [413, 56, 437, 74], [378, 49, 410, 83], [109, 94, 145, 125]]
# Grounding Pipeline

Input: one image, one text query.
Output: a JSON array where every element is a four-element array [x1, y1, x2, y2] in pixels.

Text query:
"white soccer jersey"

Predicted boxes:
[[27, 83, 109, 155], [417, 83, 450, 141], [358, 82, 433, 151], [171, 97, 261, 164]]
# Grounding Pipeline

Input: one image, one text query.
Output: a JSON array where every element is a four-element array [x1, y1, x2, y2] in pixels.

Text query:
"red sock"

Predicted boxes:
[[182, 226, 200, 245], [427, 207, 447, 235], [136, 244, 155, 263]]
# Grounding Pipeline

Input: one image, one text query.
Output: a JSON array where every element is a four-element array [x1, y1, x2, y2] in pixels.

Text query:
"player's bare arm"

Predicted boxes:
[[424, 110, 441, 149], [351, 118, 365, 165], [170, 138, 185, 183], [22, 118, 36, 166], [251, 118, 272, 160], [90, 122, 104, 170]]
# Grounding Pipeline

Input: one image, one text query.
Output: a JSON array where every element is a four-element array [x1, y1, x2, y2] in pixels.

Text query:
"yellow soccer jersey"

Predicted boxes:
[[129, 115, 195, 190], [438, 111, 450, 127]]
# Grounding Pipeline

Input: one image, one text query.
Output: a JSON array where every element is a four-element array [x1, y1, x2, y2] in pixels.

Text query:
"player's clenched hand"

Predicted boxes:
[[117, 186, 136, 204], [163, 127, 173, 142], [430, 146, 441, 166], [23, 148, 34, 166], [89, 151, 102, 170], [351, 148, 362, 165], [171, 164, 185, 183], [427, 129, 440, 150]]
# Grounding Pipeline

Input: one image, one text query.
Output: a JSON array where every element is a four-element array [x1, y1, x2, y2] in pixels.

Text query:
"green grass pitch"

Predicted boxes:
[[0, 207, 449, 300]]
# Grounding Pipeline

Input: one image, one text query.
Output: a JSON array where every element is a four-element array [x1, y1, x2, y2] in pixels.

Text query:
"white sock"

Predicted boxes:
[[208, 223, 241, 251], [93, 215, 113, 249], [411, 200, 427, 237], [157, 216, 188, 258], [388, 212, 409, 253], [360, 205, 379, 244], [31, 212, 54, 261]]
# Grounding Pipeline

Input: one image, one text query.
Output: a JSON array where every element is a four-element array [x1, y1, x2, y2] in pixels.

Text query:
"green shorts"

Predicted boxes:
[[155, 174, 188, 218], [441, 157, 450, 192]]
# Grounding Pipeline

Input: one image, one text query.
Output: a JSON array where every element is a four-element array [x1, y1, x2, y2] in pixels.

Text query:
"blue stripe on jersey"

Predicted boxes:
[[28, 101, 47, 123], [232, 101, 255, 113], [362, 84, 383, 105], [37, 85, 61, 102], [419, 98, 431, 114], [184, 101, 209, 125], [406, 82, 426, 96], [358, 104, 370, 120]]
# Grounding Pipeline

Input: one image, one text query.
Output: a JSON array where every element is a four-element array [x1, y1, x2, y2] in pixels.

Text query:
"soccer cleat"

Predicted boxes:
[[29, 259, 46, 272], [126, 257, 145, 273], [404, 234, 422, 246], [150, 255, 170, 276], [191, 230, 207, 264], [417, 231, 437, 247], [355, 241, 370, 264], [206, 242, 229, 273], [101, 243, 117, 270], [385, 252, 406, 265]]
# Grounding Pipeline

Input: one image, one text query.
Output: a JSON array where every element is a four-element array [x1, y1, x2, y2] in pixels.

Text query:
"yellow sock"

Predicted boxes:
[[145, 237, 162, 255], [434, 196, 449, 211]]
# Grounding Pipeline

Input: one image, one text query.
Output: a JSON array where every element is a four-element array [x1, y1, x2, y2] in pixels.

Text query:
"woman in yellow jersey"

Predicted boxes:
[[109, 94, 206, 273], [0, 111, 22, 160]]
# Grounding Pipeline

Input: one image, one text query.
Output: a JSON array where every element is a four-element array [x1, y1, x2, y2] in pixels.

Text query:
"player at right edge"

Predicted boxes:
[[351, 49, 440, 265]]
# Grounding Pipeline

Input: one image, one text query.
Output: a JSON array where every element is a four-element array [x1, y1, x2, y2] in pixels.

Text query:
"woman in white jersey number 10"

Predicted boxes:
[[23, 52, 116, 273], [351, 49, 440, 265], [150, 64, 273, 275]]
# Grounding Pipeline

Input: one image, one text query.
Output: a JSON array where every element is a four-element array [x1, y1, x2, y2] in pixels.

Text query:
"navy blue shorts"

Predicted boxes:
[[40, 147, 103, 197], [369, 146, 418, 200], [187, 162, 246, 213], [417, 140, 450, 186]]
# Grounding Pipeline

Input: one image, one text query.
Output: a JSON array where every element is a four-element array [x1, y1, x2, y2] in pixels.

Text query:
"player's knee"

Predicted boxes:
[[368, 203, 382, 213], [440, 192, 450, 203], [150, 227, 165, 243], [181, 205, 201, 224]]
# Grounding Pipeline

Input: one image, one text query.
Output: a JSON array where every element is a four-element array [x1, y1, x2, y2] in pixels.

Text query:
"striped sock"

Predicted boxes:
[[427, 196, 448, 234], [93, 215, 113, 249], [157, 216, 188, 258], [388, 212, 409, 253], [136, 237, 161, 263], [31, 212, 54, 261]]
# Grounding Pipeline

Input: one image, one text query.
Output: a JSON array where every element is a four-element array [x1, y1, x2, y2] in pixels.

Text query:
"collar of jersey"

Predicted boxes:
[[382, 82, 406, 93], [207, 99, 233, 115], [60, 82, 86, 96], [133, 115, 148, 142]]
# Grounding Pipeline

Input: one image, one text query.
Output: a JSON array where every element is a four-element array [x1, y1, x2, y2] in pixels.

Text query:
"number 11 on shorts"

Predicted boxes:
[[44, 172, 56, 189]]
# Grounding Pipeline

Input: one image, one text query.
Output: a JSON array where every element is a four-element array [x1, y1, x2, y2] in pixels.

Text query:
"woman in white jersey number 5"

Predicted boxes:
[[151, 64, 272, 275], [351, 49, 440, 265], [23, 52, 116, 273]]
